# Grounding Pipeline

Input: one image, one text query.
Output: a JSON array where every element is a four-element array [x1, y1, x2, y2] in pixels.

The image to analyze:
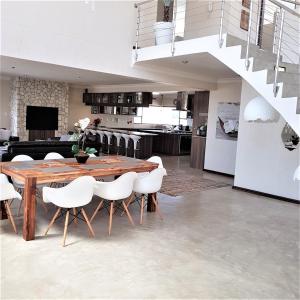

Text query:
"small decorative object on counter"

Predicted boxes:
[[197, 124, 207, 137], [71, 118, 97, 163], [93, 117, 101, 129]]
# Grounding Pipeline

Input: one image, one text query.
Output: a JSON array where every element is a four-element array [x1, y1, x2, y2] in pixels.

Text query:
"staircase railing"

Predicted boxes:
[[237, 0, 300, 96], [134, 0, 299, 97]]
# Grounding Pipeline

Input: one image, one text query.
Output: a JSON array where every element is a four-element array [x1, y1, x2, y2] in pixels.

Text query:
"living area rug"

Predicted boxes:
[[160, 169, 231, 197]]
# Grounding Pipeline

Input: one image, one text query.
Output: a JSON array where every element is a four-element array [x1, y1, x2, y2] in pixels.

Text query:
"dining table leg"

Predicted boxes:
[[22, 177, 37, 241], [147, 192, 157, 212]]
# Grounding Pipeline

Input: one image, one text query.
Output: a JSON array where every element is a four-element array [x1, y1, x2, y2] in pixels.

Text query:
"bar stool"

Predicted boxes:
[[113, 132, 122, 155], [121, 134, 130, 156], [96, 130, 105, 154], [103, 131, 113, 154], [129, 135, 141, 158]]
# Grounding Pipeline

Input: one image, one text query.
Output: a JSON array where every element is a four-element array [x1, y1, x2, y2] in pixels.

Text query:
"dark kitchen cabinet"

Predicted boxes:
[[83, 91, 152, 108]]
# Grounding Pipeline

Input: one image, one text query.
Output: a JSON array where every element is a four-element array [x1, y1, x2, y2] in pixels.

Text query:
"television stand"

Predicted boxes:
[[28, 130, 55, 141]]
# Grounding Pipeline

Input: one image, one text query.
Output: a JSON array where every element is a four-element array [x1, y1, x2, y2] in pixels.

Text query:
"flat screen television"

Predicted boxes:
[[26, 106, 59, 130]]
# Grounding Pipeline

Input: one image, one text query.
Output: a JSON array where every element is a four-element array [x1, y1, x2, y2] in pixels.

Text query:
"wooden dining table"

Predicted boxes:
[[0, 156, 158, 241]]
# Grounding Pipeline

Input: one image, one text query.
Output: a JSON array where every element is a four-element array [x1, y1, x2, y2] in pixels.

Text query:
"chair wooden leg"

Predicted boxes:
[[108, 201, 114, 236], [41, 200, 48, 214], [140, 195, 145, 225], [81, 208, 95, 237], [73, 208, 78, 226], [120, 193, 134, 216], [122, 201, 135, 226], [44, 208, 61, 236], [90, 200, 103, 223], [151, 194, 163, 220], [17, 200, 23, 217], [4, 200, 17, 234], [62, 210, 70, 247]]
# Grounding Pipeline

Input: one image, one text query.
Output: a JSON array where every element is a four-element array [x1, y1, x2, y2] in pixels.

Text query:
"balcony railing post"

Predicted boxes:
[[135, 3, 141, 61], [255, 0, 261, 47], [272, 10, 279, 54], [171, 0, 177, 56], [245, 0, 254, 70], [218, 0, 225, 47], [273, 7, 285, 96]]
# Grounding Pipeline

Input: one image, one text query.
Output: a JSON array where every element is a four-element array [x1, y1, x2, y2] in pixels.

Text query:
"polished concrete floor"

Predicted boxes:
[[1, 156, 299, 299]]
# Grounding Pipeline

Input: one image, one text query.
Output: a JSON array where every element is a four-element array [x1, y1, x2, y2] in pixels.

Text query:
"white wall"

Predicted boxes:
[[234, 80, 300, 200], [0, 78, 11, 129], [204, 80, 242, 175], [1, 1, 137, 77]]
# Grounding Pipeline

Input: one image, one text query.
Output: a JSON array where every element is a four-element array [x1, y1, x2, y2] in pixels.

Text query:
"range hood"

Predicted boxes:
[[174, 91, 189, 111]]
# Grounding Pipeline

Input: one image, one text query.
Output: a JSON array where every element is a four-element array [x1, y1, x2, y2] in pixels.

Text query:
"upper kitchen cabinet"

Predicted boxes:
[[82, 91, 152, 107]]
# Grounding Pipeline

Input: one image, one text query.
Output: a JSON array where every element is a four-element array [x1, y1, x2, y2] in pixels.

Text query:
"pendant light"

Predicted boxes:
[[244, 96, 279, 122]]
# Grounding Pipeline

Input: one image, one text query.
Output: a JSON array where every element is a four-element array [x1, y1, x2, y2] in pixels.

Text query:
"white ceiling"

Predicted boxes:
[[0, 56, 153, 86], [139, 53, 240, 80]]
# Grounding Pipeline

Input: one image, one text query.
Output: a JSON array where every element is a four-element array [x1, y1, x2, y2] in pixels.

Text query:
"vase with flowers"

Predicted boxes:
[[93, 117, 101, 129], [71, 118, 97, 163]]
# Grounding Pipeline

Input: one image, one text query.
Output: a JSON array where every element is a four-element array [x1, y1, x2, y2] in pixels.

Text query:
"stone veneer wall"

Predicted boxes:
[[11, 77, 69, 141]]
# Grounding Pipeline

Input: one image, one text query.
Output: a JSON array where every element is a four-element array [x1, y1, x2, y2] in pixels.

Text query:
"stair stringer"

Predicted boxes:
[[208, 37, 300, 136]]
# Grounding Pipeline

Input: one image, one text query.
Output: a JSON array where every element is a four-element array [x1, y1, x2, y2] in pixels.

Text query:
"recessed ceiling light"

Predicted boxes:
[[182, 60, 189, 64], [11, 66, 16, 69]]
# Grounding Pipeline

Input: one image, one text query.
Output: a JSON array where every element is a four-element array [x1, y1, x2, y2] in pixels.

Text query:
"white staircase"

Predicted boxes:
[[133, 0, 300, 135], [207, 33, 300, 135]]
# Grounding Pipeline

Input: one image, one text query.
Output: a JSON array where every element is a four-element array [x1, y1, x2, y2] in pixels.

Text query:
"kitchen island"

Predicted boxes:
[[141, 130, 192, 156]]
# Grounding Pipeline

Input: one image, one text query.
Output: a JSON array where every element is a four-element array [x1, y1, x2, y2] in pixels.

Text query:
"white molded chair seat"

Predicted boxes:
[[43, 176, 96, 247], [133, 168, 167, 224], [44, 152, 64, 160], [91, 172, 137, 235], [138, 156, 166, 178], [10, 154, 47, 215], [11, 155, 34, 187], [0, 174, 22, 233]]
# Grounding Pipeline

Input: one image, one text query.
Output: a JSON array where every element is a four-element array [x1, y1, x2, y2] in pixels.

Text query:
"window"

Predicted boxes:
[[134, 106, 188, 126]]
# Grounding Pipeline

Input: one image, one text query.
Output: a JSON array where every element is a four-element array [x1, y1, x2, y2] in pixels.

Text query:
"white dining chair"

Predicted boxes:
[[132, 168, 167, 224], [137, 156, 166, 179], [44, 152, 64, 160], [11, 155, 37, 215], [91, 172, 137, 235], [0, 174, 22, 233], [43, 176, 96, 247], [147, 156, 164, 169]]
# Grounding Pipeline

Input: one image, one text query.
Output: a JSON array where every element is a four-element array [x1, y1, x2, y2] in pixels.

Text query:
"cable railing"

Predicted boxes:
[[134, 0, 300, 96]]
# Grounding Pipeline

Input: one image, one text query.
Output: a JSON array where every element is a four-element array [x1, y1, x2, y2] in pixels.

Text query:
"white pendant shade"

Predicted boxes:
[[244, 96, 279, 122], [293, 165, 300, 181]]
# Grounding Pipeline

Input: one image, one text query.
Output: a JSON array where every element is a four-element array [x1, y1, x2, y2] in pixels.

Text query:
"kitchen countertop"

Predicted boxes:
[[141, 129, 192, 135], [98, 127, 157, 137]]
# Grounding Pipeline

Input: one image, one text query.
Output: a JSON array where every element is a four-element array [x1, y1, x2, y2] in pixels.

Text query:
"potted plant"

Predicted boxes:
[[71, 118, 97, 163], [93, 117, 101, 129], [154, 0, 174, 45]]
